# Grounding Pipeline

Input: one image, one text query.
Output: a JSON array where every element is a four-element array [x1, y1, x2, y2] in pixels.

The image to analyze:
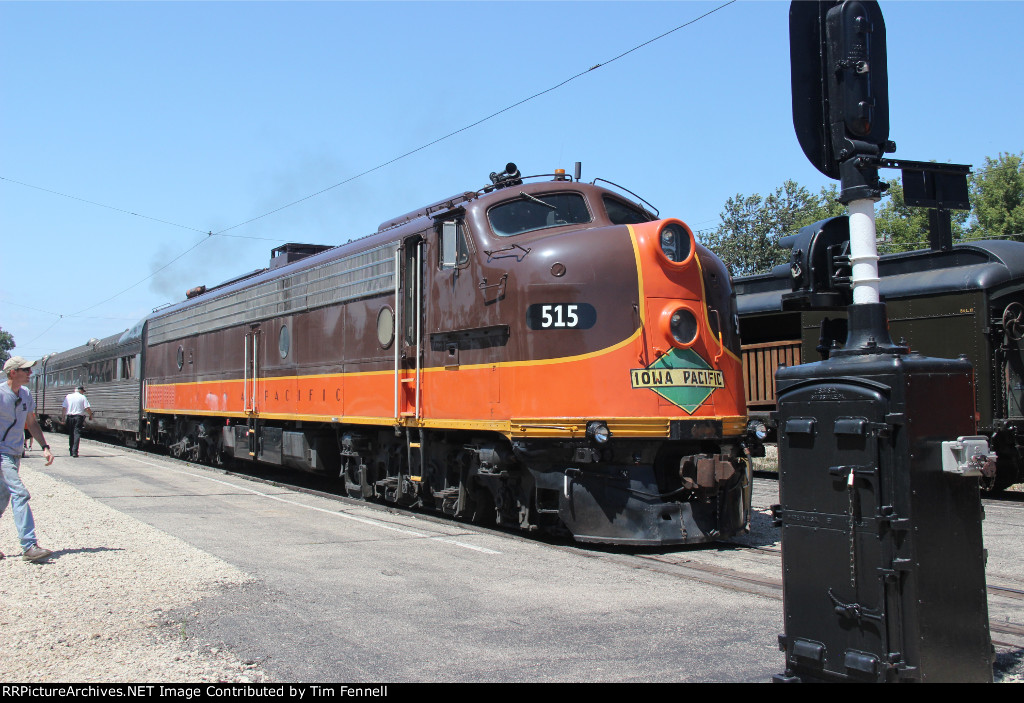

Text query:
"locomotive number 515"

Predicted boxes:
[[526, 303, 597, 330]]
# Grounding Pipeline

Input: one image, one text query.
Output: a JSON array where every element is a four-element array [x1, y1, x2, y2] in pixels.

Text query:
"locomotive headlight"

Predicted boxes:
[[658, 222, 694, 265], [661, 229, 678, 260], [669, 308, 699, 346], [747, 419, 768, 441], [586, 421, 612, 444]]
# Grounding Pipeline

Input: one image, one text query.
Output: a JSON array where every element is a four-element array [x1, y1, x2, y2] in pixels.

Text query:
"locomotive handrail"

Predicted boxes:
[[478, 274, 508, 304], [394, 245, 401, 424], [475, 173, 577, 195], [478, 274, 508, 290], [589, 178, 659, 219], [243, 333, 250, 413], [415, 239, 423, 421], [711, 309, 725, 364]]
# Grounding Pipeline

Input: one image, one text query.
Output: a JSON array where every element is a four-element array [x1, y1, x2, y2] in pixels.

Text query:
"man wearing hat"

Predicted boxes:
[[61, 385, 94, 458], [1, 356, 55, 562]]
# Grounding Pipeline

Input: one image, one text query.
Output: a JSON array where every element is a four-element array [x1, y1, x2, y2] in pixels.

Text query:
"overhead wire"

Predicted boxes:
[[71, 233, 213, 317], [0, 176, 208, 234], [214, 0, 738, 235]]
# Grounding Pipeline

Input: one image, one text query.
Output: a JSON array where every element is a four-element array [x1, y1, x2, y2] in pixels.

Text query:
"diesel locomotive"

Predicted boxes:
[[32, 164, 754, 545]]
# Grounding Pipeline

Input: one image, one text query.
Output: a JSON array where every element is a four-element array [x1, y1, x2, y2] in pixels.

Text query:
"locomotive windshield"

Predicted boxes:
[[488, 192, 591, 236], [603, 196, 654, 225]]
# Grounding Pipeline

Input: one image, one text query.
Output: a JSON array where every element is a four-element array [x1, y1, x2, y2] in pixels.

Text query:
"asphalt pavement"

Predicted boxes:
[[35, 439, 784, 683]]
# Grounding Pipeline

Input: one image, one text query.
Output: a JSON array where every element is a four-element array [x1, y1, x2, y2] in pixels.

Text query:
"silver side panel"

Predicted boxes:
[[222, 426, 324, 472], [148, 244, 396, 345], [280, 431, 326, 472], [38, 380, 141, 433], [259, 427, 283, 465], [230, 425, 250, 457]]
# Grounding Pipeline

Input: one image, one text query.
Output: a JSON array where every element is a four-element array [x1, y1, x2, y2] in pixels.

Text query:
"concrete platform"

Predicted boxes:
[[26, 438, 784, 683]]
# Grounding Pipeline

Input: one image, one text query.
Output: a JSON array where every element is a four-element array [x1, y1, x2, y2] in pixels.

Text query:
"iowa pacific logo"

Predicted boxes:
[[630, 348, 724, 414]]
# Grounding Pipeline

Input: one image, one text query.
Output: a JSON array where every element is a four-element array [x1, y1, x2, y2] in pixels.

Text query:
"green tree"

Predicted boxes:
[[702, 180, 845, 275], [967, 152, 1024, 240], [707, 152, 1023, 267], [0, 327, 14, 365]]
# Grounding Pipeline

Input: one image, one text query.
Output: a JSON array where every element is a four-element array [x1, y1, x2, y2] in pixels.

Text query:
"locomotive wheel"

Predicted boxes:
[[1003, 302, 1024, 341], [462, 482, 496, 526]]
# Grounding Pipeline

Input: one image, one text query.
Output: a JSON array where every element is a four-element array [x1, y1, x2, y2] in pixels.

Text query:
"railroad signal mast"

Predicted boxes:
[[792, 0, 891, 306], [774, 0, 993, 683], [788, 1, 972, 310]]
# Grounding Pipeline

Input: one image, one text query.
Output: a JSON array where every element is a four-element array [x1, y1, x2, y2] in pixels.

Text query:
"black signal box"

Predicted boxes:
[[772, 306, 993, 682]]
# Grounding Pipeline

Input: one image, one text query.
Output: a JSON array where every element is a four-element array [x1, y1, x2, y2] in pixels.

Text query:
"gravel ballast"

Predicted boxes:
[[0, 461, 271, 683]]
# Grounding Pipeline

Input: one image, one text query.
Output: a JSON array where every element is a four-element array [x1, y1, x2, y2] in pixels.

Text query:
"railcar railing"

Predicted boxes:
[[742, 339, 802, 409]]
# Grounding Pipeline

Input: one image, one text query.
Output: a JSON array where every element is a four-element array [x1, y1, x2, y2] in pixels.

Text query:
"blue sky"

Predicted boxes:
[[2, 0, 1022, 358]]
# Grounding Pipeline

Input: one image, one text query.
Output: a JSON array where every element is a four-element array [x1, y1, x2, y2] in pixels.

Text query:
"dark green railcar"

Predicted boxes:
[[735, 239, 1024, 491]]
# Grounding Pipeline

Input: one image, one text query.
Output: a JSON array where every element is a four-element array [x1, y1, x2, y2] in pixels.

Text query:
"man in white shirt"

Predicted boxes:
[[61, 386, 94, 458]]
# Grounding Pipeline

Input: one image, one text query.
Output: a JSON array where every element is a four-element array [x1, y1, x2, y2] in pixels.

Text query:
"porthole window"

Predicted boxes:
[[176, 346, 184, 370], [377, 306, 395, 349], [279, 325, 291, 359]]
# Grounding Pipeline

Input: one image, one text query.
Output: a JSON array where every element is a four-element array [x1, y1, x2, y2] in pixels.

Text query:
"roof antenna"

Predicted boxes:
[[574, 162, 582, 182]]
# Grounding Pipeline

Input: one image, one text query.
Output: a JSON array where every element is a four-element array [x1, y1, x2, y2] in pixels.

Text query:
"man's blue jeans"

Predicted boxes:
[[0, 453, 37, 551]]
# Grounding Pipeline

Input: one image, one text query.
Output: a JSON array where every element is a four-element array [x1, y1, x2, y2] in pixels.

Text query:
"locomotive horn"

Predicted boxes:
[[489, 162, 522, 188]]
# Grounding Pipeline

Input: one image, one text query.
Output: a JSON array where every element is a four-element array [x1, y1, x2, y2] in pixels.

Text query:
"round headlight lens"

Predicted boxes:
[[586, 421, 612, 444], [670, 308, 698, 345], [659, 223, 692, 263], [661, 230, 677, 261]]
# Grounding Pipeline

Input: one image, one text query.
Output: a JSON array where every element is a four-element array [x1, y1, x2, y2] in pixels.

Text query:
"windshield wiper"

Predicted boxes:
[[519, 191, 557, 209]]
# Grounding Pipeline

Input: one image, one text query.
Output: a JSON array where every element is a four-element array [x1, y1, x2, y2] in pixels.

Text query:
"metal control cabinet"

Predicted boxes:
[[773, 349, 992, 682]]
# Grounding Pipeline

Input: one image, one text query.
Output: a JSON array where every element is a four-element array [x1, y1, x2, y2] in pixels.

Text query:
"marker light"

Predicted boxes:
[[658, 222, 693, 264]]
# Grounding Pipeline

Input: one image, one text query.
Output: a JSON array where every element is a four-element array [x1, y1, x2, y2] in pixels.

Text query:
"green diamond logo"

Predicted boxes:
[[629, 348, 724, 414]]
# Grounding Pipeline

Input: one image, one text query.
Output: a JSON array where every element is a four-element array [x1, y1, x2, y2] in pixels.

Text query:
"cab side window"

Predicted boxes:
[[439, 220, 470, 269], [603, 196, 654, 225]]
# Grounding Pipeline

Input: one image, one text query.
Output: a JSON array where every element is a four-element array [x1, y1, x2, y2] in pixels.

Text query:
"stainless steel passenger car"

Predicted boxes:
[[32, 324, 144, 441]]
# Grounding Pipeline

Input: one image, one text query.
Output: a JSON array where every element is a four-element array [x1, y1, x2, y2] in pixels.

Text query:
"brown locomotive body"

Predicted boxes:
[[42, 166, 755, 545]]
